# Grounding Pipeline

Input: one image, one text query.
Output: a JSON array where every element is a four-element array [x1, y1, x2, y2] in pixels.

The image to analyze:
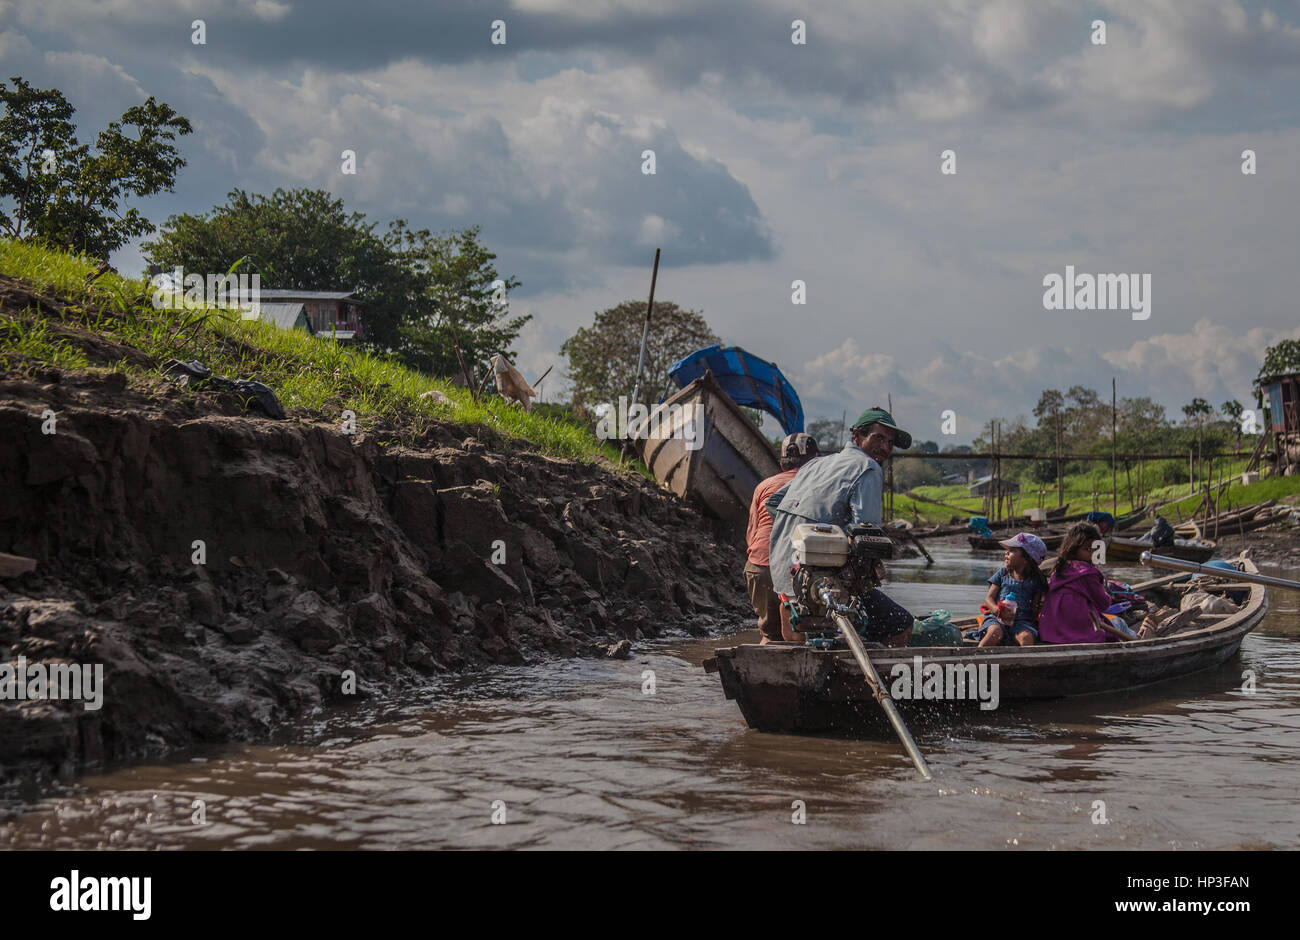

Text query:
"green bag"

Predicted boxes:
[[908, 609, 962, 647]]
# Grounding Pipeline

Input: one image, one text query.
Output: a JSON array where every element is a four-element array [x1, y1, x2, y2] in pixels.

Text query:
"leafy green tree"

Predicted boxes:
[[805, 417, 844, 451], [0, 76, 191, 257], [388, 222, 527, 378], [1181, 397, 1213, 424], [0, 77, 75, 241], [144, 188, 401, 341], [892, 456, 940, 489], [143, 189, 526, 371], [1064, 385, 1107, 444], [560, 300, 719, 413], [1258, 338, 1300, 383], [1182, 397, 1214, 485]]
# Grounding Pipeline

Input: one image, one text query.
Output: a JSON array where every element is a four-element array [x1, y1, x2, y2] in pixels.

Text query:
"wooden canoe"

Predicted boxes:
[[1105, 536, 1215, 563], [1174, 500, 1277, 536], [706, 555, 1267, 735], [636, 370, 779, 526], [1114, 504, 1151, 530]]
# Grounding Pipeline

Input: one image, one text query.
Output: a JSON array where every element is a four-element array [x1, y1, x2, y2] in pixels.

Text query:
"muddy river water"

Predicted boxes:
[[3, 545, 1298, 850]]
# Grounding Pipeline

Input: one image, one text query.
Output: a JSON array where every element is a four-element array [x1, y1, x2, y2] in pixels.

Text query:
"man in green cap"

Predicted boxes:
[[766, 407, 914, 646]]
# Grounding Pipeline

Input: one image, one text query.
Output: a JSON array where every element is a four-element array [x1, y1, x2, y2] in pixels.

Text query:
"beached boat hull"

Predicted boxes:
[[637, 371, 779, 526], [708, 560, 1267, 735]]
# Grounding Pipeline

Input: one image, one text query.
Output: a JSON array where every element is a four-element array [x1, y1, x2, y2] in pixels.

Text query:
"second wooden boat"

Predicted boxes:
[[637, 370, 779, 525]]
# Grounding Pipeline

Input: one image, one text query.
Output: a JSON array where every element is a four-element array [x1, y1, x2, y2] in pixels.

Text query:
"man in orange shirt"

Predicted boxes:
[[745, 433, 820, 643]]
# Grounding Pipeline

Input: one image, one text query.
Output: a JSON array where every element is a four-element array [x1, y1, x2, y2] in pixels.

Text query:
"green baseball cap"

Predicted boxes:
[[852, 407, 912, 450]]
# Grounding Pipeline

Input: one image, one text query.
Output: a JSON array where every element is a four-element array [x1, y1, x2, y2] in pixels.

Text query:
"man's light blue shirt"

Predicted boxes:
[[766, 442, 883, 596]]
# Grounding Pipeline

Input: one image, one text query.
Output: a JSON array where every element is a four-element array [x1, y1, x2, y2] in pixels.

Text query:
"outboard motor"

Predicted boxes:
[[785, 523, 894, 646]]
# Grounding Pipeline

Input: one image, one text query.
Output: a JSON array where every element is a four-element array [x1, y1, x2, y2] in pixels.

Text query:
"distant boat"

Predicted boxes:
[[1106, 536, 1216, 564], [636, 345, 803, 526]]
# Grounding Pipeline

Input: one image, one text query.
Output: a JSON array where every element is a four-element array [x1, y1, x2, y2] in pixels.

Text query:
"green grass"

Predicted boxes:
[[900, 460, 1300, 525], [0, 315, 92, 370], [0, 238, 628, 466]]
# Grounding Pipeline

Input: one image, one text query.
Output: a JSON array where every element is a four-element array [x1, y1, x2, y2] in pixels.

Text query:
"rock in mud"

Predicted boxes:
[[605, 639, 633, 660]]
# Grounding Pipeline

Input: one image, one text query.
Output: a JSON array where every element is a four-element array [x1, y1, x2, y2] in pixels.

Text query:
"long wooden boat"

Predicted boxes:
[[705, 555, 1266, 735], [1114, 504, 1151, 530], [1175, 502, 1285, 538], [636, 370, 779, 526], [968, 531, 1065, 552], [1105, 536, 1215, 563]]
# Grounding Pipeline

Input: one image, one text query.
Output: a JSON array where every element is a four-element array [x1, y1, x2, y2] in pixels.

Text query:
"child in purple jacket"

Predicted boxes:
[[1038, 523, 1115, 644]]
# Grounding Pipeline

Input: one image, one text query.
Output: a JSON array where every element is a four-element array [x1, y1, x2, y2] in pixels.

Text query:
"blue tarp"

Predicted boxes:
[[666, 344, 804, 434]]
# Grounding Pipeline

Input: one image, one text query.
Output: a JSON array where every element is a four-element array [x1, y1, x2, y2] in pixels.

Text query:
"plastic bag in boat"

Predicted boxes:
[[908, 609, 962, 647]]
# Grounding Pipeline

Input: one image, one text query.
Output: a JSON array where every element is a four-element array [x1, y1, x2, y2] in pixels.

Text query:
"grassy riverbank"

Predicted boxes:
[[0, 239, 622, 464], [904, 469, 1300, 525]]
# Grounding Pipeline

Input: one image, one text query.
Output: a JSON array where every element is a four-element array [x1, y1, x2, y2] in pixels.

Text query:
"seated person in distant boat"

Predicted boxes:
[[1085, 511, 1115, 536], [745, 433, 821, 644], [977, 533, 1048, 647], [766, 408, 914, 648]]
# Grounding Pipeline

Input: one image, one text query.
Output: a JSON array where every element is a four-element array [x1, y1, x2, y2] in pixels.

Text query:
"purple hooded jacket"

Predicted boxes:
[[1038, 560, 1117, 644]]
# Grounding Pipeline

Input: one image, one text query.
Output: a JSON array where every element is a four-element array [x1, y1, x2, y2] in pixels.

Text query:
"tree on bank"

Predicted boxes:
[[387, 222, 526, 379], [560, 300, 719, 414], [805, 417, 845, 451], [143, 189, 527, 374], [0, 76, 192, 257]]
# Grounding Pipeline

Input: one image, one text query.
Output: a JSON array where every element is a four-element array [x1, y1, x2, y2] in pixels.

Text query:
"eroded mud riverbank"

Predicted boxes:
[[0, 370, 750, 782]]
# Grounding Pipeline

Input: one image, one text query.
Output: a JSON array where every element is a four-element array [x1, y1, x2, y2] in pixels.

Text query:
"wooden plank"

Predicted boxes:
[[0, 553, 37, 577], [1128, 572, 1187, 591]]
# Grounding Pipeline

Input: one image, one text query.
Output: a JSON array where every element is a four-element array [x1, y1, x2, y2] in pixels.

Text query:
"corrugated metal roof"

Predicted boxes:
[[259, 289, 359, 301], [231, 289, 362, 303], [969, 475, 1020, 495]]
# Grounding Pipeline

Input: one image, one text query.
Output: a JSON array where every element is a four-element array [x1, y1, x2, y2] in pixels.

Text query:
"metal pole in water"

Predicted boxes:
[[819, 588, 932, 780]]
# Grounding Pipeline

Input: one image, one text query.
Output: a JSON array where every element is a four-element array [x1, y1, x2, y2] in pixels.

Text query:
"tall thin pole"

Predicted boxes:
[[1112, 377, 1118, 516], [886, 393, 895, 518], [993, 421, 1001, 522], [1055, 414, 1063, 508], [628, 248, 661, 427]]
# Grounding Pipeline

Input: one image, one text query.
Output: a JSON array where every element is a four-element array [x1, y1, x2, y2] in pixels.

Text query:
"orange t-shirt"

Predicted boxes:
[[746, 468, 799, 566]]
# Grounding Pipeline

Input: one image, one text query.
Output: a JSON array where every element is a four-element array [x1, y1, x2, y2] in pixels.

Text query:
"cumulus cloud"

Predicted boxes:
[[1103, 318, 1300, 400], [181, 62, 772, 286]]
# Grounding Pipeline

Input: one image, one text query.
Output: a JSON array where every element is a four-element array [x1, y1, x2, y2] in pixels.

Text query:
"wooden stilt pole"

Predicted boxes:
[[1112, 377, 1118, 517]]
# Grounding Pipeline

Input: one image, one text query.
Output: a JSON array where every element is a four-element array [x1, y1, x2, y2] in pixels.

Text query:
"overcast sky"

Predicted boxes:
[[4, 0, 1300, 443]]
